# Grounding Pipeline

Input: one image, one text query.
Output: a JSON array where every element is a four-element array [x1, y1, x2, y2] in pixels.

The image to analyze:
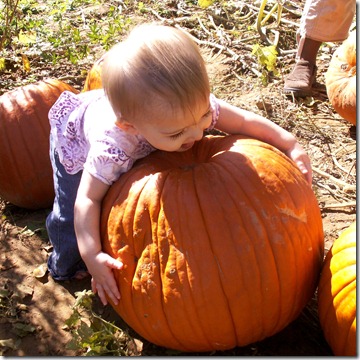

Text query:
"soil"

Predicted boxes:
[[0, 0, 356, 356]]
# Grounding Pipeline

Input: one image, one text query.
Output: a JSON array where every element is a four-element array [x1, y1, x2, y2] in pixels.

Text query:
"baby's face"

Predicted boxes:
[[133, 98, 212, 152]]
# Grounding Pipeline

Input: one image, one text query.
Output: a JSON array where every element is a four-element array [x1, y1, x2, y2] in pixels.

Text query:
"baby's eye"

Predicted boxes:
[[170, 130, 184, 140]]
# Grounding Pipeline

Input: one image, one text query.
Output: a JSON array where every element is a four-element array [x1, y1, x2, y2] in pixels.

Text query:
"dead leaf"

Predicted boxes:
[[42, 245, 53, 252], [18, 304, 28, 311], [11, 284, 33, 301], [0, 58, 5, 72], [12, 322, 36, 337], [127, 338, 143, 355], [33, 264, 48, 278], [0, 338, 20, 350], [0, 288, 10, 298], [21, 54, 31, 73]]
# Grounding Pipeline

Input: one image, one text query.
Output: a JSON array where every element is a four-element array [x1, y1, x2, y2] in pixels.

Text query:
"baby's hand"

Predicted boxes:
[[85, 252, 123, 306], [285, 142, 312, 185]]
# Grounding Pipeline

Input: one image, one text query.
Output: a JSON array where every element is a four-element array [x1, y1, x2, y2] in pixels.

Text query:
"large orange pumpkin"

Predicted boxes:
[[325, 31, 356, 125], [317, 222, 356, 356], [0, 79, 79, 209], [101, 135, 324, 352]]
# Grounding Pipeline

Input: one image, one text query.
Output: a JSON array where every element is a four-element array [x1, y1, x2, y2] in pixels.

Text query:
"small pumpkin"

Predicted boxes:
[[325, 31, 356, 125], [0, 79, 79, 209], [83, 55, 104, 91], [101, 135, 324, 352], [317, 222, 356, 356]]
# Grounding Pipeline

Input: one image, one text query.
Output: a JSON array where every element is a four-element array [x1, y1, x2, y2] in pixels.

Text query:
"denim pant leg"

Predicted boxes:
[[46, 140, 87, 280]]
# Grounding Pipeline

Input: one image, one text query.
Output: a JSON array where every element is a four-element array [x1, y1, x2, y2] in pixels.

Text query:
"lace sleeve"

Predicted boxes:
[[206, 93, 220, 130]]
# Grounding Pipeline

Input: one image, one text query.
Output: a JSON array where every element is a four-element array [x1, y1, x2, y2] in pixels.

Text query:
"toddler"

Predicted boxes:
[[46, 23, 312, 306]]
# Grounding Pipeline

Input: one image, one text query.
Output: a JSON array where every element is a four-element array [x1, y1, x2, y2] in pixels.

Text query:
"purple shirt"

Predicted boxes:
[[49, 89, 220, 185]]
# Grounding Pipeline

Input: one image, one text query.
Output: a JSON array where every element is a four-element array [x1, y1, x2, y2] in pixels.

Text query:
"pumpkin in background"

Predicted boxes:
[[325, 30, 356, 125], [101, 135, 324, 352], [0, 79, 79, 209], [83, 55, 104, 91], [318, 222, 356, 356]]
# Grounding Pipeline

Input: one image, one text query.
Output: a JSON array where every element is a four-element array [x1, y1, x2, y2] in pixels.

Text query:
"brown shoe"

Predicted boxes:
[[284, 60, 317, 97]]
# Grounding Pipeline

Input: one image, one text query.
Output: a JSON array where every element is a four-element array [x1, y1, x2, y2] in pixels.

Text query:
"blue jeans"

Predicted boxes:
[[46, 137, 87, 280]]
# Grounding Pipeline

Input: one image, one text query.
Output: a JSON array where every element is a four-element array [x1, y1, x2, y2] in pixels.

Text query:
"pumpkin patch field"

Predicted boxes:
[[0, 0, 356, 356]]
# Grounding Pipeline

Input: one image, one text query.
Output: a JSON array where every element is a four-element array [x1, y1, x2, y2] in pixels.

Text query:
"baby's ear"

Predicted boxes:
[[115, 120, 138, 134]]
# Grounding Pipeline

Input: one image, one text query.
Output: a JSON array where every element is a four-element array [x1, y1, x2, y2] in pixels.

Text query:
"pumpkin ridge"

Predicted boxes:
[[255, 143, 320, 325], [342, 317, 357, 356], [257, 145, 322, 325], [211, 156, 280, 340], [107, 175, 172, 347], [157, 156, 243, 350], [132, 171, 187, 350], [327, 271, 356, 307], [233, 146, 304, 328], [271, 168, 306, 327], [331, 281, 357, 355], [174, 177, 218, 352], [1, 97, 25, 201], [209, 150, 292, 341], [332, 278, 356, 310], [158, 168, 219, 350], [318, 293, 338, 350], [21, 88, 51, 203], [155, 171, 200, 351], [179, 170, 223, 349], [179, 167, 232, 349], [331, 237, 356, 255], [191, 162, 241, 346], [139, 169, 213, 351], [267, 149, 325, 320], [253, 161, 301, 332], [6, 93, 42, 205], [318, 221, 356, 356], [211, 158, 268, 344], [319, 283, 356, 355]]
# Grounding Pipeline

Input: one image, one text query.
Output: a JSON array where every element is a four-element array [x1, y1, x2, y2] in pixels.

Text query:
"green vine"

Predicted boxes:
[[64, 290, 140, 356]]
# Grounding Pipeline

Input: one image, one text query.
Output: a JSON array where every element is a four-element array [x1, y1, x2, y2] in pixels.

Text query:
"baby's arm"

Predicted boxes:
[[215, 99, 312, 184], [74, 170, 123, 305]]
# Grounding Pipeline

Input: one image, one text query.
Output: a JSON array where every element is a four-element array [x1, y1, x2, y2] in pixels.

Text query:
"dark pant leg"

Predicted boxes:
[[46, 140, 87, 280]]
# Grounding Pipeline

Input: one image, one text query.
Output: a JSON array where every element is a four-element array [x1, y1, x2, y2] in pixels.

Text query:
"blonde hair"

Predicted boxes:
[[101, 23, 210, 123]]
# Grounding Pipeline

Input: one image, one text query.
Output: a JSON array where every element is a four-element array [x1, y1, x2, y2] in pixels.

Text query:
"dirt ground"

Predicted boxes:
[[0, 0, 356, 356]]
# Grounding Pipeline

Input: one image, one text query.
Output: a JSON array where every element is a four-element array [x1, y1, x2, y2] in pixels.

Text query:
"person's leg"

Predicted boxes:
[[284, 0, 355, 97], [46, 137, 88, 280], [283, 38, 321, 96], [299, 0, 355, 43]]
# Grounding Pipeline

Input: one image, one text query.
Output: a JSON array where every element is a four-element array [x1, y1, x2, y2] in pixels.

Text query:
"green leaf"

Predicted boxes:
[[252, 44, 279, 75], [64, 310, 81, 328], [66, 339, 80, 350], [73, 289, 94, 308], [261, 45, 278, 73], [65, 289, 139, 355], [77, 322, 94, 341]]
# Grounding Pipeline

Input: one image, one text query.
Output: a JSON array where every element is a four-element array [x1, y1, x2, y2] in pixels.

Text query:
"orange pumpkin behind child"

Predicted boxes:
[[325, 31, 356, 125]]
